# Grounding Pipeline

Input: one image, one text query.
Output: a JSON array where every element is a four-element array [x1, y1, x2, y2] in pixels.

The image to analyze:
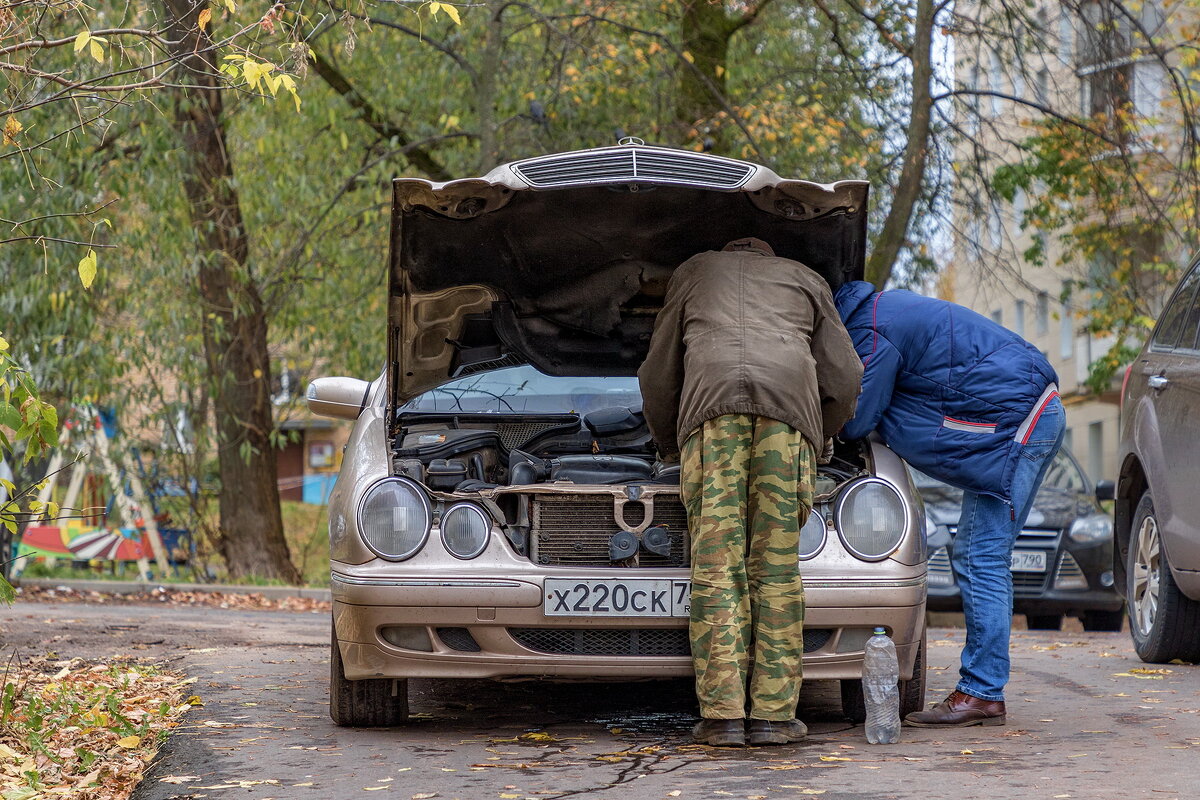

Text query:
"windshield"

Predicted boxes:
[[400, 365, 643, 415]]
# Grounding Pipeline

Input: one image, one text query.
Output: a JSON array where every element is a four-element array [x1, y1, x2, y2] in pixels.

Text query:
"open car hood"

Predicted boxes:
[[388, 143, 869, 406]]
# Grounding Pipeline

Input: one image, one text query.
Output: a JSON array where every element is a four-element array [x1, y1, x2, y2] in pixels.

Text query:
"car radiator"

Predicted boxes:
[[530, 493, 690, 567]]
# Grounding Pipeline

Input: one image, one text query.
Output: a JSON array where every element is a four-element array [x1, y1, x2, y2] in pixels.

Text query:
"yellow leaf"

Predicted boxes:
[[74, 31, 91, 53], [0, 743, 19, 760], [0, 335, 8, 352], [89, 38, 104, 63], [116, 735, 142, 748], [198, 8, 212, 32], [819, 756, 850, 761], [2, 115, 22, 146], [441, 2, 461, 23], [78, 248, 97, 289], [682, 50, 694, 63], [222, 0, 236, 11]]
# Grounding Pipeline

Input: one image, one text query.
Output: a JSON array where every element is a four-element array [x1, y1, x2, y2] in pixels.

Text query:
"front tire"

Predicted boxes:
[[329, 622, 410, 727], [1127, 492, 1200, 663]]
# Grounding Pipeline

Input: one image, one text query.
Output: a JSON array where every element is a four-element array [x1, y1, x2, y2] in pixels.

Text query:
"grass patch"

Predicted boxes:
[[0, 657, 197, 799]]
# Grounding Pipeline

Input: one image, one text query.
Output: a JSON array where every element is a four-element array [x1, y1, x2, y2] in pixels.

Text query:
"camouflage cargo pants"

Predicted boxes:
[[681, 414, 814, 721]]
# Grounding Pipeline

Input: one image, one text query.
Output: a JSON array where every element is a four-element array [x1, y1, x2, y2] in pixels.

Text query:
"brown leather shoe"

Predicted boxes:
[[747, 718, 808, 745], [905, 690, 1006, 728], [692, 718, 745, 747]]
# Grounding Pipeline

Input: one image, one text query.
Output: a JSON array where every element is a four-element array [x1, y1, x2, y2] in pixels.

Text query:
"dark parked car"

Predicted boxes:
[[918, 448, 1123, 631], [1115, 255, 1200, 663]]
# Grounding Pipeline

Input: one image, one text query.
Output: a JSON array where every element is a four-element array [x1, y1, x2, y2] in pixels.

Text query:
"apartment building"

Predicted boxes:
[[946, 0, 1179, 483]]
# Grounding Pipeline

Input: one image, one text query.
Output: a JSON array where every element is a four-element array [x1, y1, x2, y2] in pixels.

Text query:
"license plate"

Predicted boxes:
[[544, 579, 691, 617], [1010, 550, 1047, 573]]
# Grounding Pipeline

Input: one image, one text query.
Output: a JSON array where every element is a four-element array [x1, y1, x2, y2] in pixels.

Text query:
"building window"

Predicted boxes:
[[1063, 427, 1074, 454], [1060, 300, 1074, 359], [1015, 300, 1026, 338], [1058, 10, 1073, 63], [1088, 421, 1105, 481], [1036, 68, 1050, 105], [1036, 292, 1050, 336], [991, 309, 1003, 325], [1077, 0, 1165, 136]]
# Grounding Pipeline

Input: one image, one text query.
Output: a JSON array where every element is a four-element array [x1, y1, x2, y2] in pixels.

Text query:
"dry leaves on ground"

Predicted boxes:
[[0, 655, 198, 799], [14, 584, 330, 613]]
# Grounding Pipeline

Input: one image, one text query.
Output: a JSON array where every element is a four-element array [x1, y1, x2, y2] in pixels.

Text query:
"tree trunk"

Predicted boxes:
[[160, 0, 300, 582], [673, 1, 733, 151], [865, 0, 936, 288], [475, 1, 504, 172]]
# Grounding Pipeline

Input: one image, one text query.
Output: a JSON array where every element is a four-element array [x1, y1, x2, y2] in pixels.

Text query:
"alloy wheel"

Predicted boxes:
[[1131, 513, 1162, 637]]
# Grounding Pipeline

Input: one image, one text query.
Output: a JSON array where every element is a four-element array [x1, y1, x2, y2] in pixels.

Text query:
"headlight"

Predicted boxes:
[[1068, 513, 1113, 543], [358, 478, 431, 560], [441, 503, 491, 559], [798, 508, 827, 560], [835, 478, 908, 561]]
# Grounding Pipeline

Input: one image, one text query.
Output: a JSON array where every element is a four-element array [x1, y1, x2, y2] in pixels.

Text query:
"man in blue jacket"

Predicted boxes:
[[835, 281, 1065, 728]]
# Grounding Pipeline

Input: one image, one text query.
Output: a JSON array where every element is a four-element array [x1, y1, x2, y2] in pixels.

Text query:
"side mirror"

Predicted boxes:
[[1095, 480, 1116, 502], [306, 377, 370, 420]]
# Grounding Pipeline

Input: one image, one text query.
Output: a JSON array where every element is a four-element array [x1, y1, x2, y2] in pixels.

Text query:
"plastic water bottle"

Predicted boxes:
[[863, 626, 901, 744]]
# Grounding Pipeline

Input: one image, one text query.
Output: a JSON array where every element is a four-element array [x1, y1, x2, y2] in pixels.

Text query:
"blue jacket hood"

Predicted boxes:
[[835, 280, 877, 322]]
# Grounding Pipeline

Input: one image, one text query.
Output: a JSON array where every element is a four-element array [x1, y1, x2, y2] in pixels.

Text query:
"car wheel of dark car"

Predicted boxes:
[[1024, 614, 1063, 631], [1081, 609, 1124, 632], [840, 629, 926, 723], [1127, 492, 1200, 663], [330, 622, 410, 727]]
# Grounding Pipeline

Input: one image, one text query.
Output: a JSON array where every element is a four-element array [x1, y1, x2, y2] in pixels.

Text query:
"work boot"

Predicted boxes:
[[747, 718, 808, 745], [904, 690, 1006, 728], [692, 718, 745, 747]]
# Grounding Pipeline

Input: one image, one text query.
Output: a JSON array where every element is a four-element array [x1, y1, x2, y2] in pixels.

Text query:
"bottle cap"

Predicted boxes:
[[873, 626, 886, 634]]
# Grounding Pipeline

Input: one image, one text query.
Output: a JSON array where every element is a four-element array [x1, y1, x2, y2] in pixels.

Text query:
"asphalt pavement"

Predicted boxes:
[[2, 601, 1197, 800]]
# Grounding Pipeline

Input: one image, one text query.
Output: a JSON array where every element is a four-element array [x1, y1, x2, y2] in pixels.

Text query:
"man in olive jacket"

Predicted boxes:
[[639, 238, 861, 747]]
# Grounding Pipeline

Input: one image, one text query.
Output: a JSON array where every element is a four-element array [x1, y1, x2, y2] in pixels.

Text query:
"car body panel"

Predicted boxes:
[[1118, 255, 1200, 599]]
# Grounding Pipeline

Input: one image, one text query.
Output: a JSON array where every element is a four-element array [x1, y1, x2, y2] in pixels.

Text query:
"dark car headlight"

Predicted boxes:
[[441, 503, 491, 559], [798, 509, 827, 560], [358, 478, 431, 560], [1068, 513, 1113, 544], [835, 478, 908, 561]]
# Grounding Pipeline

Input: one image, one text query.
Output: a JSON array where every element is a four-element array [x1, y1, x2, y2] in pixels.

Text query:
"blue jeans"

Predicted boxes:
[[951, 398, 1066, 702]]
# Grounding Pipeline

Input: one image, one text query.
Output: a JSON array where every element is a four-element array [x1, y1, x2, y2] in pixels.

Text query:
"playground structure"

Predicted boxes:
[[12, 406, 194, 581]]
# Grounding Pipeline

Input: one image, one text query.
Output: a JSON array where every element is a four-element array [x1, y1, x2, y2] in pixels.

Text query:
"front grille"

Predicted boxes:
[[928, 547, 953, 577], [802, 628, 834, 652], [509, 627, 834, 657], [511, 628, 690, 656], [436, 627, 481, 652], [1053, 552, 1088, 590], [512, 148, 754, 189], [531, 494, 689, 567], [1013, 572, 1048, 591]]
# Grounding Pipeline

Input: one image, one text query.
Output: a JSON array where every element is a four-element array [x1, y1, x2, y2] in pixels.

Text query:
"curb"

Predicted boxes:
[[15, 577, 332, 603]]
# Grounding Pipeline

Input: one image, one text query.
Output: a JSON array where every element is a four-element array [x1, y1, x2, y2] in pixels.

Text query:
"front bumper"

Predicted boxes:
[[332, 569, 926, 682]]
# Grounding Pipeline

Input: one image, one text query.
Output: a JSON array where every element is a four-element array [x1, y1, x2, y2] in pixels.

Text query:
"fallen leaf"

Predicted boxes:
[[412, 794, 438, 799], [667, 792, 682, 798], [115, 735, 141, 748], [159, 776, 201, 784], [959, 749, 973, 755], [819, 756, 850, 761]]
